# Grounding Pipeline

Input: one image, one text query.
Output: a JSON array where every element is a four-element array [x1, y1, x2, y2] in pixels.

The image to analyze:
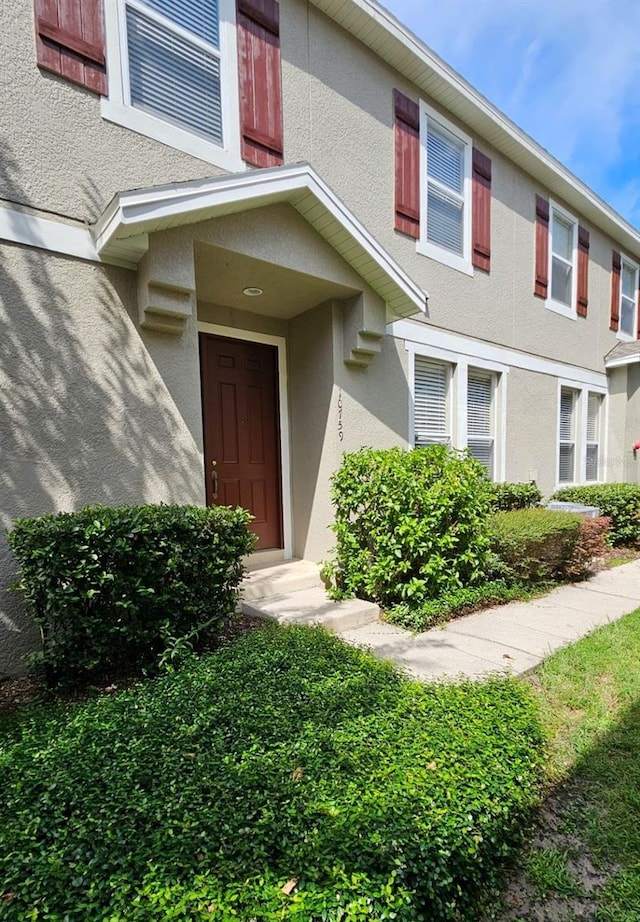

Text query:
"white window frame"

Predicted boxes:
[[585, 392, 603, 483], [555, 379, 608, 489], [102, 0, 244, 172], [407, 343, 507, 481], [617, 255, 639, 342], [546, 201, 578, 321], [413, 357, 453, 448], [418, 102, 473, 276], [467, 367, 497, 479]]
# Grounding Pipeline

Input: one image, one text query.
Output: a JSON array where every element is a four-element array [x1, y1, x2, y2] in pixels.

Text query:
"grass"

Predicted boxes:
[[491, 607, 640, 920], [0, 625, 543, 922]]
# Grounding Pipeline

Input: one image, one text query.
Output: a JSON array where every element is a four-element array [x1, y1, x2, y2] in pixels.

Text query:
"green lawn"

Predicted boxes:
[[489, 607, 640, 921], [0, 625, 542, 921]]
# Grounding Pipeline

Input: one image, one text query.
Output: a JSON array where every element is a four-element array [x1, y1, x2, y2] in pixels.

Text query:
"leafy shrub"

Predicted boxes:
[[385, 580, 545, 632], [0, 626, 544, 921], [552, 484, 640, 546], [488, 508, 584, 583], [565, 516, 612, 580], [7, 503, 254, 683], [486, 481, 543, 512], [323, 446, 492, 608]]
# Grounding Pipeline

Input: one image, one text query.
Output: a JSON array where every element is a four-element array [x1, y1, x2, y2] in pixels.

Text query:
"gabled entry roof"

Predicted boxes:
[[93, 163, 427, 319]]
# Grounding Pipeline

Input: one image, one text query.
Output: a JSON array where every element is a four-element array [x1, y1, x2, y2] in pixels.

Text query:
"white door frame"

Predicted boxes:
[[197, 321, 293, 559]]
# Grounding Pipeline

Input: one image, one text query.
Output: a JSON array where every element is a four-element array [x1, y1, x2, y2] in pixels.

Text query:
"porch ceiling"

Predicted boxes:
[[195, 244, 359, 319], [92, 163, 427, 319]]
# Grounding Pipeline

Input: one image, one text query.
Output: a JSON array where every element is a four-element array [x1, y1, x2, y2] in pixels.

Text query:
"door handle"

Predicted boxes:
[[211, 460, 218, 500]]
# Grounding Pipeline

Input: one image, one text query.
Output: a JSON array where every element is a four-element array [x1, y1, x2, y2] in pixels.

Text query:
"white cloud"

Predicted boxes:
[[382, 0, 640, 227]]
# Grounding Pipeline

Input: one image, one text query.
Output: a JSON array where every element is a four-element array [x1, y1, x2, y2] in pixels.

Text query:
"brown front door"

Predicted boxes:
[[199, 333, 283, 549]]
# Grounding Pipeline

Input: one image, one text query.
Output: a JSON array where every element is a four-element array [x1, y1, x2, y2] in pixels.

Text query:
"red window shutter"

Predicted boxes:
[[33, 0, 106, 95], [534, 195, 550, 298], [576, 226, 589, 317], [472, 149, 492, 272], [610, 250, 621, 331], [237, 0, 283, 168], [394, 90, 420, 239]]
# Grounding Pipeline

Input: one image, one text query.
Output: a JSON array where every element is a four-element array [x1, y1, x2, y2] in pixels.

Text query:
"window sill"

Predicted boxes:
[[546, 299, 577, 321], [416, 239, 473, 277], [616, 330, 636, 343], [101, 98, 246, 173]]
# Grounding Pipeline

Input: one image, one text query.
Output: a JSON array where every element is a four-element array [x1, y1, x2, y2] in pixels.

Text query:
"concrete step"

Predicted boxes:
[[241, 586, 380, 633], [241, 559, 323, 601]]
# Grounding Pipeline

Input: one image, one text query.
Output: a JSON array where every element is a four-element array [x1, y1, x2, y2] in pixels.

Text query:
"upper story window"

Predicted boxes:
[[102, 0, 244, 170], [547, 203, 578, 319], [619, 257, 639, 340], [125, 0, 223, 145], [418, 104, 473, 275]]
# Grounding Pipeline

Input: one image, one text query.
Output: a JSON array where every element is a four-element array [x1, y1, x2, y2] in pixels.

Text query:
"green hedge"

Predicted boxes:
[[385, 580, 542, 632], [488, 508, 585, 583], [7, 504, 255, 683], [0, 626, 544, 921], [552, 484, 640, 546], [486, 481, 542, 512], [323, 446, 492, 608]]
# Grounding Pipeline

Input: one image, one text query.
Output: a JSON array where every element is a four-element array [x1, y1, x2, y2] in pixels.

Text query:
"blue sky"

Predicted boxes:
[[381, 0, 640, 230]]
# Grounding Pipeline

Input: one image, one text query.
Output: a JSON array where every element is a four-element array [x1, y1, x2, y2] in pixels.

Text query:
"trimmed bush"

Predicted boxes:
[[488, 508, 585, 583], [552, 484, 640, 546], [385, 579, 542, 632], [7, 503, 255, 683], [486, 481, 543, 512], [323, 446, 492, 608], [0, 626, 544, 921]]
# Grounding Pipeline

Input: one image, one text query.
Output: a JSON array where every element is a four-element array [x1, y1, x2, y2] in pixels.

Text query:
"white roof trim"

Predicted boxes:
[[311, 0, 640, 258], [93, 163, 426, 318], [605, 354, 640, 369]]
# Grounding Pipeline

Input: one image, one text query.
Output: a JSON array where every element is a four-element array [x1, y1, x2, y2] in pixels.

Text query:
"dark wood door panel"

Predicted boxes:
[[199, 334, 283, 549]]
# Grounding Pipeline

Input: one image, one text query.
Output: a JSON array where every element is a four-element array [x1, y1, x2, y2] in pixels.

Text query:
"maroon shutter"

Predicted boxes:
[[237, 0, 283, 168], [576, 226, 589, 317], [33, 0, 106, 95], [610, 250, 621, 331], [472, 149, 492, 272], [534, 195, 550, 298], [394, 90, 420, 238]]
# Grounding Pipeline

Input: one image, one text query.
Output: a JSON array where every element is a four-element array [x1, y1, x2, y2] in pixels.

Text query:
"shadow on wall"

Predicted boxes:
[[0, 140, 205, 677]]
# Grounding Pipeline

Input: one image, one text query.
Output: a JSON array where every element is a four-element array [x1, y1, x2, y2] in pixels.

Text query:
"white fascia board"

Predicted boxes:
[[92, 163, 427, 315], [312, 0, 640, 259], [605, 354, 640, 369], [389, 319, 609, 389]]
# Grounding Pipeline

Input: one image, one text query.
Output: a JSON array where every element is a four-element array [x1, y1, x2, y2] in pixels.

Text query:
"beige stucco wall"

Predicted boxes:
[[0, 243, 206, 676]]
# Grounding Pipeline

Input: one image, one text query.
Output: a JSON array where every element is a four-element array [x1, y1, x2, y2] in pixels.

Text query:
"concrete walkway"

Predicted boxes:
[[340, 560, 640, 681]]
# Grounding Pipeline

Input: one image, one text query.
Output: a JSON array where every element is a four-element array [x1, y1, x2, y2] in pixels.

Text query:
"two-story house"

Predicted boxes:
[[1, 0, 639, 675]]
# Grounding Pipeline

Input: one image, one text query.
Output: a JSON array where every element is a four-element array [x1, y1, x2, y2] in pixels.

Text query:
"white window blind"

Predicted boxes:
[[414, 358, 451, 447], [550, 210, 575, 307], [426, 121, 465, 256], [586, 392, 602, 482], [558, 387, 577, 483], [125, 0, 223, 146], [467, 369, 494, 478], [620, 261, 637, 337]]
